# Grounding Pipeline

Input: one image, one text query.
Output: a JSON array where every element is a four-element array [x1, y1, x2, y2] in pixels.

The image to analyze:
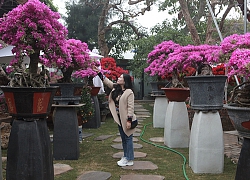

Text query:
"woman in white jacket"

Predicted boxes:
[[95, 69, 137, 166]]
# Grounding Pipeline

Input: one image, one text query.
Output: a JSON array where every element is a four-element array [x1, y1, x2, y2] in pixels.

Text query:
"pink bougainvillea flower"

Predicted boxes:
[[0, 0, 70, 72], [145, 40, 221, 80]]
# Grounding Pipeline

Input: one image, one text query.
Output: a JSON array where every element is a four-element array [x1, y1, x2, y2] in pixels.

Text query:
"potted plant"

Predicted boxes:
[[0, 0, 70, 179], [147, 40, 228, 173], [219, 33, 250, 179], [50, 39, 99, 105], [162, 43, 226, 110], [160, 67, 196, 102], [47, 40, 100, 159], [145, 41, 181, 95]]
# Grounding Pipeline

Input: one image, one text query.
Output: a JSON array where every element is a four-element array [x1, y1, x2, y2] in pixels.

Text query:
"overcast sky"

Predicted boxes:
[[53, 0, 169, 29]]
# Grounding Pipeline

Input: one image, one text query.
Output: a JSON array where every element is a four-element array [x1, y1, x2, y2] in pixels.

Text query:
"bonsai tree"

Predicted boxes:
[[219, 33, 250, 106], [145, 40, 221, 87], [50, 39, 99, 83], [145, 40, 181, 79], [0, 0, 69, 87]]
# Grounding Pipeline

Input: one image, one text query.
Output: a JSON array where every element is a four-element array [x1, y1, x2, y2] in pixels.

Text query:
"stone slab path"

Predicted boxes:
[[76, 171, 111, 180], [54, 163, 73, 175], [121, 161, 158, 170], [112, 151, 147, 159], [94, 135, 113, 141], [116, 132, 141, 137], [135, 108, 150, 112], [111, 143, 143, 149], [82, 133, 94, 139], [224, 131, 241, 164], [120, 174, 165, 180], [149, 137, 164, 143], [136, 115, 151, 118]]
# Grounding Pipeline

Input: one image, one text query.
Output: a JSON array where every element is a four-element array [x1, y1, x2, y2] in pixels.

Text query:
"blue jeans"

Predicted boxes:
[[118, 125, 134, 161]]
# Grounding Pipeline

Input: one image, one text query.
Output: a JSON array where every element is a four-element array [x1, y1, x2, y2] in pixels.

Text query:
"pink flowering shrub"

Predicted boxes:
[[145, 40, 222, 81], [0, 0, 70, 86], [220, 33, 250, 78], [55, 39, 99, 83], [163, 44, 221, 75], [145, 41, 181, 77]]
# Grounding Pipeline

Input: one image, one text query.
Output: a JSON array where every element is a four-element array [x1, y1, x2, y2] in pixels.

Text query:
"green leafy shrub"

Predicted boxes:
[[78, 86, 94, 123]]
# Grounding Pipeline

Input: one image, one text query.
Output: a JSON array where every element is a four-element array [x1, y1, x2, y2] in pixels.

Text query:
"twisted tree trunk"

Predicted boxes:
[[178, 0, 201, 45]]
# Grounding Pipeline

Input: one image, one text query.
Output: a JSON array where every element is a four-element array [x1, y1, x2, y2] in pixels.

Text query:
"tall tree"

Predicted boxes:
[[79, 0, 155, 57], [160, 0, 237, 44], [129, 20, 193, 78], [64, 1, 101, 50], [0, 0, 58, 17], [129, 14, 244, 78]]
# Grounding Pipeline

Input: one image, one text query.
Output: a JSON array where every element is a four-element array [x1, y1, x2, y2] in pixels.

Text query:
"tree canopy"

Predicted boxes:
[[64, 1, 101, 50]]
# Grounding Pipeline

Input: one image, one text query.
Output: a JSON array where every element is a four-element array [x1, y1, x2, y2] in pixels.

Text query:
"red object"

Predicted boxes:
[[161, 88, 190, 102], [242, 120, 250, 130], [33, 92, 51, 114], [90, 86, 101, 96], [4, 92, 16, 114], [101, 57, 129, 81]]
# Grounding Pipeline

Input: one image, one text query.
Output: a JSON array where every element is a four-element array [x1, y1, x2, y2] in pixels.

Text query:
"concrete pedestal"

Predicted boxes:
[[152, 95, 168, 128], [189, 111, 224, 173], [53, 104, 84, 160], [164, 102, 190, 148]]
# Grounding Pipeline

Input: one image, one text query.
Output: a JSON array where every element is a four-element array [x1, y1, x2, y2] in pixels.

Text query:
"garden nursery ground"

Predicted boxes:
[[1, 101, 239, 180]]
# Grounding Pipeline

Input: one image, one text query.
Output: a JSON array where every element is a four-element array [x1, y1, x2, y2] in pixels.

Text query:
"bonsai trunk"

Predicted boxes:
[[171, 70, 184, 88], [29, 52, 39, 74], [57, 67, 74, 83]]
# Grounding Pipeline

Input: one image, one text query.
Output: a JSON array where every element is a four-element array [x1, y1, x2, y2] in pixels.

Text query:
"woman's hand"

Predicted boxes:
[[93, 66, 100, 73], [126, 121, 131, 129]]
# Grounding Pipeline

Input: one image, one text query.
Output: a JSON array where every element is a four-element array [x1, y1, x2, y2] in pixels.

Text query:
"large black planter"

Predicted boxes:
[[225, 105, 250, 138], [185, 75, 227, 111], [0, 86, 57, 180], [50, 83, 85, 105], [150, 81, 168, 95], [224, 104, 250, 180], [1, 86, 57, 118]]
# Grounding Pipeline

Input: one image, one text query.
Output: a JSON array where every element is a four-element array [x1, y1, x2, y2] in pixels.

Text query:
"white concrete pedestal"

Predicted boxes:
[[164, 102, 190, 148], [153, 95, 168, 128], [189, 111, 224, 174]]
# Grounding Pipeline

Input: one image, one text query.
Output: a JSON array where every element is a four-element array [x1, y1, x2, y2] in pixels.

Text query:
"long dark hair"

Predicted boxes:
[[111, 74, 133, 102]]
